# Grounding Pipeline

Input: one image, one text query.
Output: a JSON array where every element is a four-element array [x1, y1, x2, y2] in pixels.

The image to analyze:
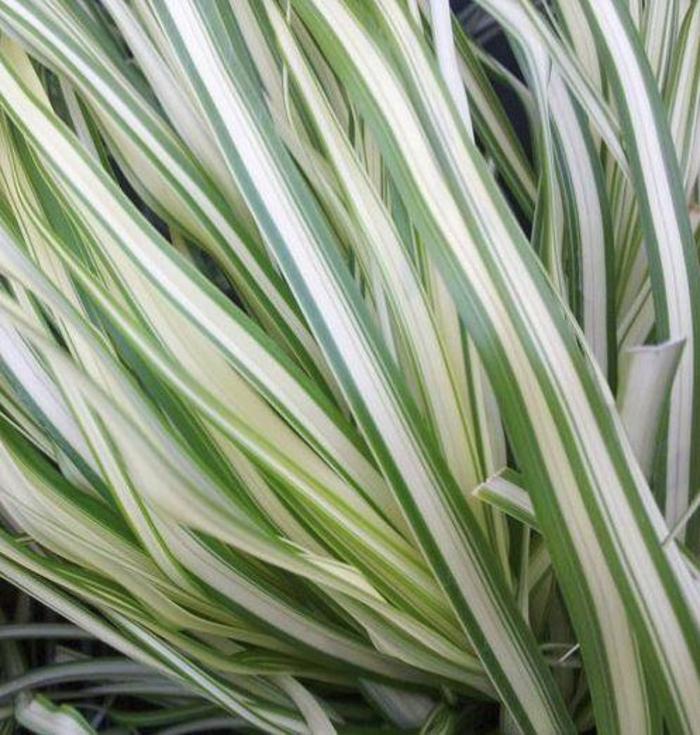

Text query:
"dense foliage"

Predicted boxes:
[[0, 1, 698, 732]]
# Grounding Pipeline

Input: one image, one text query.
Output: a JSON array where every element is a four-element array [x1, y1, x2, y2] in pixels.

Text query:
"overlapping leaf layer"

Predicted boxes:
[[0, 1, 697, 732]]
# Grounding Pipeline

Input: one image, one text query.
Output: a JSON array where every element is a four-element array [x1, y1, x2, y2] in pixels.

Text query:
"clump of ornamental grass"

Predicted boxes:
[[0, 0, 698, 733]]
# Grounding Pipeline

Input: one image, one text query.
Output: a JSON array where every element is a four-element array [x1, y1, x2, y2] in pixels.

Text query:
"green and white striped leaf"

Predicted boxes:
[[0, 1, 697, 732], [288, 1, 698, 731]]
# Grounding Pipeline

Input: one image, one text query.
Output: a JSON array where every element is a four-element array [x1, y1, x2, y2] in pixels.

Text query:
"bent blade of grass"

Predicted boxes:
[[0, 549, 304, 734], [576, 0, 700, 549]]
